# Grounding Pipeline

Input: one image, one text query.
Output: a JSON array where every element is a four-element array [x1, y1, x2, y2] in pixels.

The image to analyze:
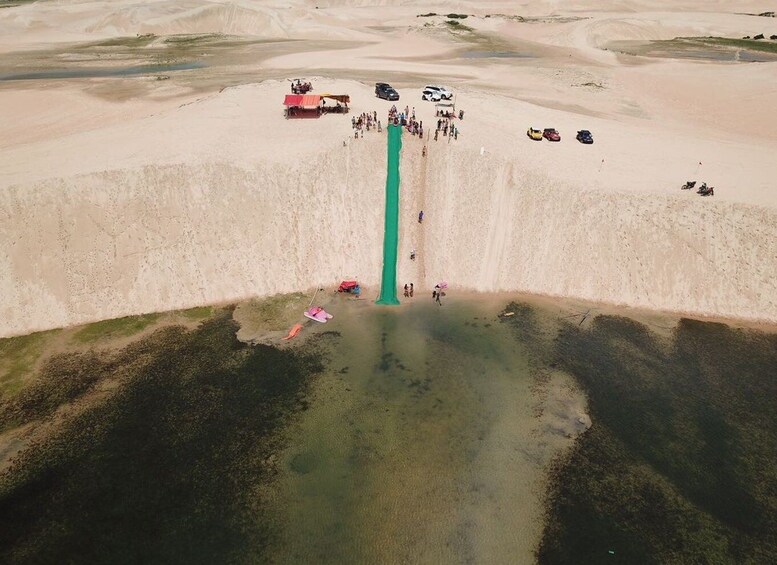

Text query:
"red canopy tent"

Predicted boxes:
[[284, 94, 321, 107], [284, 94, 323, 118]]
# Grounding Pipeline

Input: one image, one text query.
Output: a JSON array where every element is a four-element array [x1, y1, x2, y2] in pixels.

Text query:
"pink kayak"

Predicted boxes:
[[304, 306, 333, 323]]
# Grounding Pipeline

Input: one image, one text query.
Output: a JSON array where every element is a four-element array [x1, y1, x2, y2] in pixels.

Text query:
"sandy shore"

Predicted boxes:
[[1, 0, 777, 338]]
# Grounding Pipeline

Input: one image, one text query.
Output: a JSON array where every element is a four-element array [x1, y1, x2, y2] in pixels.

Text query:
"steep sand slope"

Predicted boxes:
[[1, 78, 775, 337], [1, 1, 777, 336]]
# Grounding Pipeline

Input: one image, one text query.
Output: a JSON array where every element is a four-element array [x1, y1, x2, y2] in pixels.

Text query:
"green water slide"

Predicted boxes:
[[375, 124, 402, 305]]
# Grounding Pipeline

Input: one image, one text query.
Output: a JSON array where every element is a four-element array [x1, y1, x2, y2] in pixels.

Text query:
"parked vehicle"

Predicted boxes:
[[576, 130, 594, 144], [422, 85, 453, 101], [290, 78, 312, 94], [527, 127, 543, 140], [543, 128, 561, 142], [376, 82, 400, 101]]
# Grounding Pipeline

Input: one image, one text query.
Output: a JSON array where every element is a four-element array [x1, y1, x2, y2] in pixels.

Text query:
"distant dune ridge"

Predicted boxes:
[[1, 0, 777, 337]]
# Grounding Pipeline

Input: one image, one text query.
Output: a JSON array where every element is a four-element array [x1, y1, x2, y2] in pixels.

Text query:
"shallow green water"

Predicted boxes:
[[263, 298, 556, 563], [608, 38, 777, 62]]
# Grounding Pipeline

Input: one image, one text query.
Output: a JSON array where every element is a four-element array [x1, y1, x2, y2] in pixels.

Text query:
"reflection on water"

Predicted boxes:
[[0, 62, 204, 81]]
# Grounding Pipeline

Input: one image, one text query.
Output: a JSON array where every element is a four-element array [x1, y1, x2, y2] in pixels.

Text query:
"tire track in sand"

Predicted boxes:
[[479, 163, 515, 290], [415, 137, 429, 289]]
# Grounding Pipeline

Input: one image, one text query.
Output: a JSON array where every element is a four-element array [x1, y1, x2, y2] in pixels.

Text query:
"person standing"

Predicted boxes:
[[410, 283, 414, 297], [404, 284, 409, 297], [418, 210, 424, 223]]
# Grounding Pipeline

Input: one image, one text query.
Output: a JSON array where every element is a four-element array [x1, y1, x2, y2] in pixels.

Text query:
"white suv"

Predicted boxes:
[[422, 85, 453, 101]]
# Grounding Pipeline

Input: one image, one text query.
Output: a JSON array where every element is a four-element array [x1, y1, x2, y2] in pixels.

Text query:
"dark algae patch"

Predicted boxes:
[[0, 308, 327, 564], [0, 350, 108, 430], [497, 304, 777, 564]]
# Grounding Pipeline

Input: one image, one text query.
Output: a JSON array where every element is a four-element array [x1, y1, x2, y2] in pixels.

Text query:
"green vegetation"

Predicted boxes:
[[417, 12, 437, 17], [485, 14, 527, 22], [0, 311, 328, 562], [0, 331, 58, 397], [612, 36, 777, 62], [499, 306, 777, 563], [89, 34, 157, 48], [72, 313, 161, 344], [234, 292, 309, 334], [446, 20, 474, 32], [0, 0, 38, 9], [446, 13, 469, 19], [180, 306, 214, 321], [695, 36, 777, 53], [163, 33, 226, 45]]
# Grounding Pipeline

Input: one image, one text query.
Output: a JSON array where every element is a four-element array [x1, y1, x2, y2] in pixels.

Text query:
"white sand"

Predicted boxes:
[[1, 0, 777, 337]]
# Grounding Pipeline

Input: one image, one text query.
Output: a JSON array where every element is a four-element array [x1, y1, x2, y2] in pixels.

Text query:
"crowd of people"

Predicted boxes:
[[347, 104, 463, 144], [433, 117, 459, 141], [387, 105, 425, 138], [351, 111, 381, 138]]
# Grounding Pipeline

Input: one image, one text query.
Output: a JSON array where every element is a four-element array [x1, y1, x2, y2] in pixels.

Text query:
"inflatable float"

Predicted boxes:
[[282, 323, 304, 340], [304, 306, 333, 323]]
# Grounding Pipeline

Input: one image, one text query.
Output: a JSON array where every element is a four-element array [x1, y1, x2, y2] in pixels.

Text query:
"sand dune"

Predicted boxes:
[[1, 1, 777, 337]]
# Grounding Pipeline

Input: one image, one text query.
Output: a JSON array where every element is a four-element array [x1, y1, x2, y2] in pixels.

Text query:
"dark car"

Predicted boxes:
[[576, 130, 594, 144], [375, 82, 400, 101], [543, 128, 561, 142]]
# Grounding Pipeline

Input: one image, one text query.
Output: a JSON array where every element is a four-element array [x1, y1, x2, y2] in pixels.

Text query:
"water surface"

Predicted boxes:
[[1, 297, 775, 563], [0, 62, 204, 81]]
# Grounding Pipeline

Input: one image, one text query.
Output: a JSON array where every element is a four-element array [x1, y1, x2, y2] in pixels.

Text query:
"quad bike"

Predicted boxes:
[[696, 182, 708, 194], [699, 186, 715, 197], [681, 180, 696, 190]]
